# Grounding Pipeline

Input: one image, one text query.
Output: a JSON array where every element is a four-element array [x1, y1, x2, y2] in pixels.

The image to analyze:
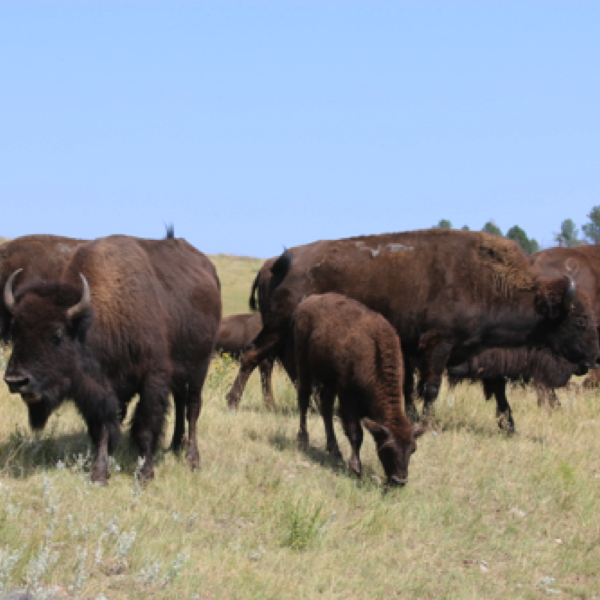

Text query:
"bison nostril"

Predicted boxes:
[[4, 374, 31, 391]]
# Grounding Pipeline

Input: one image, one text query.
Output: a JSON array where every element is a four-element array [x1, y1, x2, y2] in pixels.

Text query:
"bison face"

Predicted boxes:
[[534, 277, 600, 371], [3, 273, 93, 430], [362, 418, 426, 486]]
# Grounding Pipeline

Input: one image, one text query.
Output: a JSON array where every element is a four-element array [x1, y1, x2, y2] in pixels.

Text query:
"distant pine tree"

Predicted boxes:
[[433, 219, 452, 229], [554, 219, 582, 247], [506, 225, 539, 255], [582, 206, 600, 244], [482, 221, 502, 237]]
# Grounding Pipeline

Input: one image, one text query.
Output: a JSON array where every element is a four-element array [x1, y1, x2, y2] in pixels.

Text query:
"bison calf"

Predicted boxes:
[[293, 293, 425, 486]]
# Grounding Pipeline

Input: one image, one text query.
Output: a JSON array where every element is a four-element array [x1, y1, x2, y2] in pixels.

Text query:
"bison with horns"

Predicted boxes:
[[226, 229, 599, 428], [3, 234, 221, 484], [446, 243, 600, 430]]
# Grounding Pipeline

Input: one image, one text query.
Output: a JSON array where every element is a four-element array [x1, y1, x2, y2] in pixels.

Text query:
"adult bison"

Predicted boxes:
[[294, 293, 425, 486], [453, 244, 600, 429], [226, 229, 599, 428], [3, 234, 221, 484]]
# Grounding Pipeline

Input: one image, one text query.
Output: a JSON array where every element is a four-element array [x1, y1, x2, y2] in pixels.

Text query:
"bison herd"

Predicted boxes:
[[1, 228, 600, 487]]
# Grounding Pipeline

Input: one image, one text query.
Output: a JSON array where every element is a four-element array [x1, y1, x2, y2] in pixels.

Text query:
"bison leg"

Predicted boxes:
[[226, 326, 286, 411], [403, 362, 420, 424], [131, 375, 170, 481], [184, 358, 211, 471], [319, 387, 342, 460], [169, 388, 186, 454], [535, 384, 561, 410], [339, 400, 364, 477], [80, 393, 120, 485], [90, 424, 111, 485], [296, 378, 312, 451], [185, 381, 206, 471], [418, 337, 452, 428], [259, 357, 277, 411], [482, 378, 515, 433]]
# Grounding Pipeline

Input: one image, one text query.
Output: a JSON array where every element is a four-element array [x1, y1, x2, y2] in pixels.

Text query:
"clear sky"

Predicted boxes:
[[1, 1, 599, 257]]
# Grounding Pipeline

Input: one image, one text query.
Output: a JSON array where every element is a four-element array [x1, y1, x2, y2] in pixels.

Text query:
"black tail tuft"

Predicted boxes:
[[249, 271, 261, 312], [164, 223, 175, 239], [271, 248, 293, 280]]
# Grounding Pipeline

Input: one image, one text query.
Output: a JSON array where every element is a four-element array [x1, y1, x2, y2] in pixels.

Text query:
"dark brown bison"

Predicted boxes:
[[0, 235, 86, 342], [3, 234, 221, 484], [451, 244, 600, 428], [445, 347, 581, 430], [294, 293, 425, 485], [226, 230, 599, 429]]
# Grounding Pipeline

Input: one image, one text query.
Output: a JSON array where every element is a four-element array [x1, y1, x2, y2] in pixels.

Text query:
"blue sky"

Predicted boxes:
[[1, 1, 599, 257]]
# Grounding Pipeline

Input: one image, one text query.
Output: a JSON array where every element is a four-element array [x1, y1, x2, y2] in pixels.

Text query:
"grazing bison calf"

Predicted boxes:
[[3, 235, 221, 484], [293, 293, 425, 486]]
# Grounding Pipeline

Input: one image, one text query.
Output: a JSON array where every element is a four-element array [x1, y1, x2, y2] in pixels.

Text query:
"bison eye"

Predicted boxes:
[[576, 317, 588, 329], [51, 329, 63, 346]]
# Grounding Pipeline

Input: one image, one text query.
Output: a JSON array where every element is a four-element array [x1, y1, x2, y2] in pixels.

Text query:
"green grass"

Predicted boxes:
[[208, 253, 264, 316]]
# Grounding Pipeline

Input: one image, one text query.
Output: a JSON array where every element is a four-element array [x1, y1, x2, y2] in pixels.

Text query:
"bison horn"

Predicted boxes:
[[3, 269, 23, 315], [66, 274, 91, 322], [563, 274, 576, 312]]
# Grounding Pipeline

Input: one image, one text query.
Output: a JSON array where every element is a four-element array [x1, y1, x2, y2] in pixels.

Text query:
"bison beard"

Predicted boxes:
[[3, 235, 221, 484]]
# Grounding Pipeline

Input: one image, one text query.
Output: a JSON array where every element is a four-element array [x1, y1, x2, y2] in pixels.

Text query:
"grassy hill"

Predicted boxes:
[[208, 253, 265, 317]]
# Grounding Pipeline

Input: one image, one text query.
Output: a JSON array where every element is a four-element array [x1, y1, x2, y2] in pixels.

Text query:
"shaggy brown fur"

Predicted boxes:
[[226, 230, 599, 432], [0, 235, 86, 342], [4, 235, 221, 484], [294, 293, 424, 485]]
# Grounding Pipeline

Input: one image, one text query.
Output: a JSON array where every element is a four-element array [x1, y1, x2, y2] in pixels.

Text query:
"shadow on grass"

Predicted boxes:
[[0, 426, 169, 481], [266, 429, 388, 491]]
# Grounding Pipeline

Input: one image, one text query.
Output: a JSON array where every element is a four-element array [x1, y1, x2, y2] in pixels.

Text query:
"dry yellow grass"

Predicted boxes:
[[1, 355, 600, 599], [1, 250, 600, 598]]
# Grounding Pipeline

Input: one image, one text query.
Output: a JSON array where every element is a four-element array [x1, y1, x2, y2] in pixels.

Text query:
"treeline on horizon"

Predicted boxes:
[[434, 205, 600, 255]]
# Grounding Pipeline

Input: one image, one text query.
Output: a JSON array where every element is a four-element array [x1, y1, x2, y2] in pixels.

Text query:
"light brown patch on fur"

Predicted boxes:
[[475, 233, 535, 296]]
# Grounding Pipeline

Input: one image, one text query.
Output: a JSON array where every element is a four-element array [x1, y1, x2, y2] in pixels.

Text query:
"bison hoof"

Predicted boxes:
[[186, 450, 200, 471], [497, 413, 516, 434], [297, 433, 309, 451], [91, 472, 110, 486]]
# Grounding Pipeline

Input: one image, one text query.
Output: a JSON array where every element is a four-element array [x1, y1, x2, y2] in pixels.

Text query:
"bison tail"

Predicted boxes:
[[249, 270, 261, 312], [164, 223, 175, 239], [271, 248, 293, 281]]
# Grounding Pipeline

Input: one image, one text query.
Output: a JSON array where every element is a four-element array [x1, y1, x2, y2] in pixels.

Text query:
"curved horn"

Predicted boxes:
[[565, 258, 580, 277], [3, 269, 23, 315], [66, 274, 91, 322], [563, 274, 576, 312]]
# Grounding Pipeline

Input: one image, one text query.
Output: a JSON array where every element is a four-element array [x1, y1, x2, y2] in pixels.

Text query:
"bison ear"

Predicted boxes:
[[362, 418, 388, 436], [534, 278, 570, 320], [413, 427, 427, 438]]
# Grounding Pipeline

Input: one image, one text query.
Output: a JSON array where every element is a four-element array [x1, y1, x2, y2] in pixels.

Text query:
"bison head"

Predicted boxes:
[[533, 275, 600, 372], [362, 418, 426, 486], [3, 270, 93, 430]]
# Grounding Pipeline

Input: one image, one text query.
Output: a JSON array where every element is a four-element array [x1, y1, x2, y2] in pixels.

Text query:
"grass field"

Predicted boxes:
[[1, 252, 600, 599]]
